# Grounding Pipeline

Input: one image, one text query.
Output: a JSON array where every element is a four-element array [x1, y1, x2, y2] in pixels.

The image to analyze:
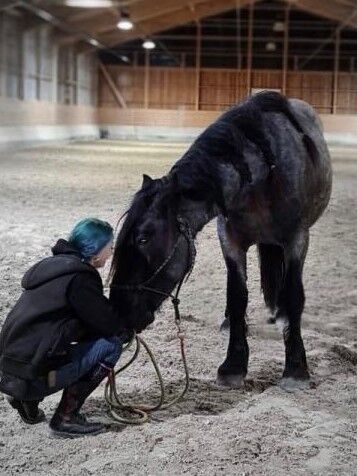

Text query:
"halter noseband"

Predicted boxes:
[[110, 215, 196, 306]]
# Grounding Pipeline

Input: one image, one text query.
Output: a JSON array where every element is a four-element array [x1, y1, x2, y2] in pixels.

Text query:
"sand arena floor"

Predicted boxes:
[[0, 140, 356, 475]]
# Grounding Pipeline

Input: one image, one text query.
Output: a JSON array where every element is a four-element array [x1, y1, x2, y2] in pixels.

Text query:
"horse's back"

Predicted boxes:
[[226, 94, 332, 240]]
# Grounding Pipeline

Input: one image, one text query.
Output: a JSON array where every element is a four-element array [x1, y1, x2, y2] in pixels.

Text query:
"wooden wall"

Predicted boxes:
[[98, 65, 357, 114], [98, 106, 357, 135]]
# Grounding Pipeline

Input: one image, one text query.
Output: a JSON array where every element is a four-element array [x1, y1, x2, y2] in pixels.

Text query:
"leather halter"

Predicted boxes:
[[110, 216, 196, 311]]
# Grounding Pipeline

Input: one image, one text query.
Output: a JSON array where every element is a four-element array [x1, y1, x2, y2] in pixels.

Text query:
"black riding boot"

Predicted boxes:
[[49, 363, 111, 438], [7, 397, 46, 425]]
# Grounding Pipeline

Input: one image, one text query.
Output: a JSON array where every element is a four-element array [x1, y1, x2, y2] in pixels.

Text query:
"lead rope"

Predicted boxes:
[[104, 288, 190, 425], [104, 216, 195, 424]]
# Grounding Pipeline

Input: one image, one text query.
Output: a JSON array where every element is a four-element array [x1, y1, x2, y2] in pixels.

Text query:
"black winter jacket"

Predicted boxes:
[[0, 239, 130, 381]]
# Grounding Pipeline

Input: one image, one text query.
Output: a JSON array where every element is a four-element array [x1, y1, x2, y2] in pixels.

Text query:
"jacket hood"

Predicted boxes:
[[51, 239, 82, 257], [21, 240, 97, 290]]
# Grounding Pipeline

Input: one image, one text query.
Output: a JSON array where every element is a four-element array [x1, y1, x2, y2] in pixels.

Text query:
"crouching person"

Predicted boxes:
[[0, 218, 133, 438]]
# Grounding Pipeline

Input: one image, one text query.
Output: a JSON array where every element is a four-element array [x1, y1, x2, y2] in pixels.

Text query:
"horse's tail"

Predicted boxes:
[[258, 243, 285, 314]]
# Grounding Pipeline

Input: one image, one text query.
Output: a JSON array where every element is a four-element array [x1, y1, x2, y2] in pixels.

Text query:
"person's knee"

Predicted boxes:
[[98, 336, 122, 367]]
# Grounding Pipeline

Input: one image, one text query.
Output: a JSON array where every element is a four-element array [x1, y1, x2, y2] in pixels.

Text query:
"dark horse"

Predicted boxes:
[[110, 92, 332, 391]]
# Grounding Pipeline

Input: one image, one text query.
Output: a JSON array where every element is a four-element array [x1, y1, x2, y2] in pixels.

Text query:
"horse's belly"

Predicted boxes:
[[230, 208, 280, 245]]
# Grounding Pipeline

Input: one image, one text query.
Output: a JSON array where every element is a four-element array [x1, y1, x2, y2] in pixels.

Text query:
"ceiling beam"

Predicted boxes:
[[289, 0, 357, 29], [97, 0, 258, 47], [63, 7, 110, 23], [298, 4, 357, 68], [65, 0, 217, 35]]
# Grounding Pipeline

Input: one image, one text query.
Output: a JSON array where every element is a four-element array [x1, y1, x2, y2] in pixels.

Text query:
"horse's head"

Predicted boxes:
[[109, 174, 193, 332]]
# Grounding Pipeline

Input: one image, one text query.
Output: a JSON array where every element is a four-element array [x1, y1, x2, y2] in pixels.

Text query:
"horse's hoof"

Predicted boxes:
[[279, 377, 310, 392], [216, 373, 245, 388], [219, 318, 230, 333]]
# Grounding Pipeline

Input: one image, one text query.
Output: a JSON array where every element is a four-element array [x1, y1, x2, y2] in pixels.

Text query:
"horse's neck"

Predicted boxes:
[[178, 198, 220, 236]]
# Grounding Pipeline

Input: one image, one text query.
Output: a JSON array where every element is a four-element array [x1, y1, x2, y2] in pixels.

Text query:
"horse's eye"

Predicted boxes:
[[137, 236, 149, 246]]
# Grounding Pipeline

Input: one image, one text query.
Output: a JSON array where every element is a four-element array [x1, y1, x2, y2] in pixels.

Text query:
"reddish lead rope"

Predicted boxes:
[[104, 297, 190, 425]]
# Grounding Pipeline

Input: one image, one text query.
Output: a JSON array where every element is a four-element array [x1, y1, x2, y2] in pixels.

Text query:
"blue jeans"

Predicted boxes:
[[31, 336, 123, 397]]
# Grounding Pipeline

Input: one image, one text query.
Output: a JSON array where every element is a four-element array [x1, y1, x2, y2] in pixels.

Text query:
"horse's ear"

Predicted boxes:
[[142, 174, 153, 188]]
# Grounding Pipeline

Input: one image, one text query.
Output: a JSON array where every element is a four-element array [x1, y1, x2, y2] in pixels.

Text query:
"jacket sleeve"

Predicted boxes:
[[67, 272, 130, 337]]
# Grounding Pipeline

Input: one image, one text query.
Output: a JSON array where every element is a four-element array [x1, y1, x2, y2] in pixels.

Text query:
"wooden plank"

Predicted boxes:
[[144, 50, 150, 109], [282, 4, 290, 95], [97, 65, 357, 114], [333, 29, 340, 113], [97, 106, 357, 130], [98, 62, 127, 108], [246, 1, 253, 95], [195, 21, 201, 111]]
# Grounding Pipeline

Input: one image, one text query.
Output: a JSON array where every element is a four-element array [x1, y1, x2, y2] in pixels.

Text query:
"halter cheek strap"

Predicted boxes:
[[110, 215, 196, 310]]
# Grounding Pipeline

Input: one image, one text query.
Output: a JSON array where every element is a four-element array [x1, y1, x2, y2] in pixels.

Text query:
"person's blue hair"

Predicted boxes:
[[68, 218, 114, 260]]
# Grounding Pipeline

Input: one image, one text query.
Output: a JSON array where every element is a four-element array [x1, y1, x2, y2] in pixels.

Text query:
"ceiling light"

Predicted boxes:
[[273, 21, 285, 32], [142, 40, 155, 50], [88, 38, 100, 46], [265, 42, 277, 52], [117, 19, 133, 30], [36, 9, 55, 22], [120, 55, 130, 63], [117, 11, 133, 30], [65, 0, 116, 7]]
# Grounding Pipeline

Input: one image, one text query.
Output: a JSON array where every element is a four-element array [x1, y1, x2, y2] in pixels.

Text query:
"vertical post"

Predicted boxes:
[[293, 55, 298, 71], [282, 4, 290, 95], [144, 48, 150, 108], [73, 47, 78, 105], [246, 1, 253, 96], [133, 51, 138, 67], [349, 56, 354, 73], [332, 29, 340, 114], [236, 0, 242, 70], [195, 20, 201, 110], [52, 42, 58, 103], [36, 27, 41, 100], [0, 13, 5, 97], [180, 52, 186, 68]]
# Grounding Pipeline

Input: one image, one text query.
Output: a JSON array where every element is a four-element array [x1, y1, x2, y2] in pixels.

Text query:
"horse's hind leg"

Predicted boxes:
[[277, 230, 310, 391], [216, 216, 249, 388]]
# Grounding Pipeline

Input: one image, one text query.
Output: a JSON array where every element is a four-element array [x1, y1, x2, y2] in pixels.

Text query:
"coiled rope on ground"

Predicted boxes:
[[104, 318, 189, 425]]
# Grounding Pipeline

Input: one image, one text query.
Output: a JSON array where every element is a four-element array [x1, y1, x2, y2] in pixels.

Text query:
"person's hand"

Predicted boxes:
[[134, 311, 155, 334], [119, 328, 135, 343]]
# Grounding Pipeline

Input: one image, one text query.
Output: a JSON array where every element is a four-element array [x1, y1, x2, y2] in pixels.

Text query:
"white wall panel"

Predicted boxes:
[[0, 12, 97, 106]]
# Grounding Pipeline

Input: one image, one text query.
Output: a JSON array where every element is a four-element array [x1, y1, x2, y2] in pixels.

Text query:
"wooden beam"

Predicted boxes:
[[144, 49, 150, 108], [299, 6, 357, 69], [332, 29, 340, 113], [246, 1, 253, 95], [195, 20, 201, 110], [98, 62, 127, 108], [65, 0, 209, 35], [64, 7, 110, 23], [290, 0, 357, 29], [282, 3, 290, 94], [54, 0, 221, 47], [235, 0, 242, 69], [98, 0, 258, 47]]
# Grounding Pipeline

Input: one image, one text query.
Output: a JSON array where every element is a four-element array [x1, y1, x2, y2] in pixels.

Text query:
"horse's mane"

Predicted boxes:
[[170, 91, 318, 205], [110, 92, 317, 278]]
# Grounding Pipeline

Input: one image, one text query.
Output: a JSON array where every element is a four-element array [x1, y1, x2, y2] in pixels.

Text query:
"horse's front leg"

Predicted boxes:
[[216, 216, 249, 388]]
